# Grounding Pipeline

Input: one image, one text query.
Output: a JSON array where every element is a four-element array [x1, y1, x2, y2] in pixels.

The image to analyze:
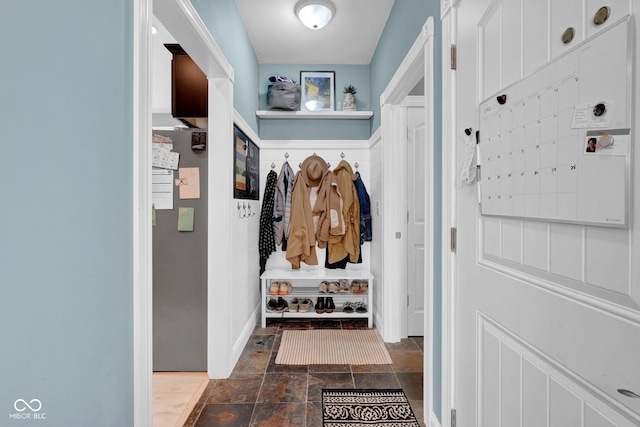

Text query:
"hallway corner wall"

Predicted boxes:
[[231, 116, 262, 362]]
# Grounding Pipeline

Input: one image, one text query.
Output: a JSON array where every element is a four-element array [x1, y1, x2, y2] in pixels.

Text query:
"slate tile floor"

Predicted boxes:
[[184, 319, 425, 427]]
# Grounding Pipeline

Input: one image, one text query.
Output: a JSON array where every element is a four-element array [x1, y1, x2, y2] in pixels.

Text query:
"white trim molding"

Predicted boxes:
[[440, 4, 458, 426], [258, 140, 370, 150], [206, 76, 235, 379], [133, 0, 153, 426], [441, 0, 461, 19], [154, 0, 233, 81], [256, 110, 373, 120], [380, 19, 434, 108], [430, 411, 444, 427]]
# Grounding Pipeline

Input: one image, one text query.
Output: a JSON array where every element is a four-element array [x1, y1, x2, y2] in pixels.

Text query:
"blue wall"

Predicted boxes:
[[0, 1, 134, 426], [258, 63, 371, 140], [370, 1, 443, 421], [191, 0, 261, 133]]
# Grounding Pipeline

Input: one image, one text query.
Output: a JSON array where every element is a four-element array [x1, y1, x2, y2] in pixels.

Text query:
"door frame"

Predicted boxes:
[[440, 2, 458, 426], [133, 0, 235, 425], [379, 17, 438, 424], [132, 1, 153, 424]]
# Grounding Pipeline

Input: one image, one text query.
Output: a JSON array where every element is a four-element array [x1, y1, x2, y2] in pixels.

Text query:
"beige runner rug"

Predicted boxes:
[[275, 329, 392, 365]]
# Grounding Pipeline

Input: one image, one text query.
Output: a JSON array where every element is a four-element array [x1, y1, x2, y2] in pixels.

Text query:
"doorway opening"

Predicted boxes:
[[379, 16, 435, 422], [405, 94, 427, 338]]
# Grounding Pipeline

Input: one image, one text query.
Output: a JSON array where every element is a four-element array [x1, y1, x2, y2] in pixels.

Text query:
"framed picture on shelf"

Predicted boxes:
[[233, 124, 259, 200], [300, 71, 335, 112]]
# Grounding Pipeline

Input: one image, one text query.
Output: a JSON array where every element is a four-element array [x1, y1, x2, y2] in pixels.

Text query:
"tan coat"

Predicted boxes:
[[327, 160, 360, 264], [285, 156, 345, 269]]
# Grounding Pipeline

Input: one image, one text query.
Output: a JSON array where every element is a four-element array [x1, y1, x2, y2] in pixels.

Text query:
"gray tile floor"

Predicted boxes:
[[184, 319, 425, 427]]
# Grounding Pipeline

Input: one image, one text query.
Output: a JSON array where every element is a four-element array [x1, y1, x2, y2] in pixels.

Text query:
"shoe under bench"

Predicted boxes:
[[260, 268, 374, 328]]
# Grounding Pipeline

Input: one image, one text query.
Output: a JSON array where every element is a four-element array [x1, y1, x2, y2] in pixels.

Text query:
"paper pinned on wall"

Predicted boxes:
[[178, 167, 200, 199], [152, 168, 173, 210], [152, 145, 180, 170], [177, 207, 194, 231]]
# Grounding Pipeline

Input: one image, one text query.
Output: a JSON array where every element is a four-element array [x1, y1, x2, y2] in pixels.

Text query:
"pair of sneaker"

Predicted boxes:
[[319, 281, 341, 293], [315, 297, 335, 314], [267, 297, 289, 313], [269, 281, 292, 295], [351, 280, 368, 294], [290, 298, 313, 313]]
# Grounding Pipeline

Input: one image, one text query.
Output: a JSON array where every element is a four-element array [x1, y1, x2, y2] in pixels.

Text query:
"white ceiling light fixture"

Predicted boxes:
[[295, 0, 336, 30]]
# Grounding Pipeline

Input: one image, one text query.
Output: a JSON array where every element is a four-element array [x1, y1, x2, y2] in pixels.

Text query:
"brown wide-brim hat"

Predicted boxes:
[[300, 154, 328, 187]]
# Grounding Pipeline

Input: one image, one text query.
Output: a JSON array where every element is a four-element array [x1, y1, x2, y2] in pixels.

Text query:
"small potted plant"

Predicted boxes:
[[343, 85, 357, 111]]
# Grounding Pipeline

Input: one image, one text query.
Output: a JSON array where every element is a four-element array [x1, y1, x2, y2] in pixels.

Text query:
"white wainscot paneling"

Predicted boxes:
[[501, 0, 522, 86], [481, 7, 502, 99], [550, 379, 583, 427], [481, 329, 500, 427], [500, 342, 521, 427], [586, 404, 619, 427], [522, 0, 549, 76], [549, 222, 583, 281], [522, 358, 548, 427], [551, 0, 584, 59], [479, 316, 638, 427], [522, 220, 548, 271], [501, 218, 522, 263], [585, 227, 630, 295], [483, 216, 501, 257]]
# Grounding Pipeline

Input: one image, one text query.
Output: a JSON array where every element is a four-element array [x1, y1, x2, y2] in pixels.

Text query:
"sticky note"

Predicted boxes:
[[177, 207, 194, 231]]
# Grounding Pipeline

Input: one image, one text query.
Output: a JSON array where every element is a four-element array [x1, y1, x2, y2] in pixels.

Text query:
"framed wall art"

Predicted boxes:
[[233, 124, 259, 200], [300, 71, 335, 112]]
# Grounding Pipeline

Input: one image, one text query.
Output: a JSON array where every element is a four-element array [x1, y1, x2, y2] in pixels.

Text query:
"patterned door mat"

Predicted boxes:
[[322, 389, 420, 426]]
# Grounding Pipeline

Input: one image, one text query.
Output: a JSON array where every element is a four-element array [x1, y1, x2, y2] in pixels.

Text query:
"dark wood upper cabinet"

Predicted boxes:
[[164, 44, 207, 128]]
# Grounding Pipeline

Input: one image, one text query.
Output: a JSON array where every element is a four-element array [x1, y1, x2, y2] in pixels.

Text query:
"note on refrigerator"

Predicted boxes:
[[177, 207, 194, 231], [152, 145, 180, 170], [152, 168, 173, 210], [178, 167, 200, 199]]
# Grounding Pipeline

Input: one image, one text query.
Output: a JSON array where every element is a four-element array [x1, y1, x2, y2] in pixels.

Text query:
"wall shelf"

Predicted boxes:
[[256, 110, 373, 120]]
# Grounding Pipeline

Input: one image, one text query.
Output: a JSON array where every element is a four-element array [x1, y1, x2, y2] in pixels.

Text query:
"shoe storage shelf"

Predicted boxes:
[[260, 269, 373, 328]]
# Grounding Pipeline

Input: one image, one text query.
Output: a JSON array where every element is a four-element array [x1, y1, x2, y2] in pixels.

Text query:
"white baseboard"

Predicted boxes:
[[231, 303, 261, 372], [373, 309, 385, 340]]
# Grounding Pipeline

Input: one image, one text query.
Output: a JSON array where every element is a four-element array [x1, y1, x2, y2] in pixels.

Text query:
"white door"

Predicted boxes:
[[407, 103, 426, 336], [452, 1, 640, 426]]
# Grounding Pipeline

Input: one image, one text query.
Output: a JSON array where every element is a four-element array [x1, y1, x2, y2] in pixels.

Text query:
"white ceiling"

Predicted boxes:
[[235, 0, 395, 64]]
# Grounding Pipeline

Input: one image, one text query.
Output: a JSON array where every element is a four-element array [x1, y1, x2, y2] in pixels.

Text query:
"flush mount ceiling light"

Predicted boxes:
[[295, 0, 335, 30]]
